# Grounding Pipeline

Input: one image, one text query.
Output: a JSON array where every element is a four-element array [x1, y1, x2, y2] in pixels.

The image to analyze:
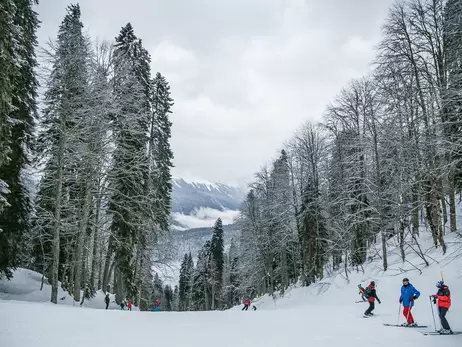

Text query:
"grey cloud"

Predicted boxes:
[[35, 0, 395, 184]]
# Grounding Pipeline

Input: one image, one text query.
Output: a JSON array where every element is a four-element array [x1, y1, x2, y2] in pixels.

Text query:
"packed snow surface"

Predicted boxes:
[[1, 234, 462, 346]]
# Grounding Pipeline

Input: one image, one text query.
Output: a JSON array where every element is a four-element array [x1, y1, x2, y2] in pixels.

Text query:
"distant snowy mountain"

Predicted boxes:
[[170, 178, 246, 230]]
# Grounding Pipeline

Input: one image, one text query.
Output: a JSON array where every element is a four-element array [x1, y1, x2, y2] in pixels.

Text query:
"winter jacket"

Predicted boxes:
[[244, 299, 251, 306], [400, 283, 420, 307], [367, 285, 380, 303], [435, 286, 451, 309], [127, 302, 132, 308]]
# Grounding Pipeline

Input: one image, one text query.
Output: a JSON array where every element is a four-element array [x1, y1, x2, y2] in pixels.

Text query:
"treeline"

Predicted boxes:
[[177, 218, 235, 311], [233, 0, 462, 297], [0, 2, 174, 310]]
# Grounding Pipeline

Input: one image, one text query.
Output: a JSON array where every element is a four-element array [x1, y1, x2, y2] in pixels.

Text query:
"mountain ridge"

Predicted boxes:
[[170, 177, 246, 229]]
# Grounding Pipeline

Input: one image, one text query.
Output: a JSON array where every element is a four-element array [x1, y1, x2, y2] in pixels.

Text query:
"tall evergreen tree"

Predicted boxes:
[[0, 0, 39, 278], [0, 0, 15, 216], [34, 4, 89, 303], [209, 218, 224, 308], [150, 72, 174, 232], [109, 23, 151, 302]]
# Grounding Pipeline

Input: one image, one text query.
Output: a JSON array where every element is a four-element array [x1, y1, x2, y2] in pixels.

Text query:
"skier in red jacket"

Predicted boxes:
[[242, 298, 251, 311], [127, 301, 132, 311], [364, 281, 381, 317], [431, 281, 453, 334]]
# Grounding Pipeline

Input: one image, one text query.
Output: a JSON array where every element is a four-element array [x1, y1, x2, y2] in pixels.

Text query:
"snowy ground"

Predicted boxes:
[[2, 218, 462, 346], [0, 268, 127, 311]]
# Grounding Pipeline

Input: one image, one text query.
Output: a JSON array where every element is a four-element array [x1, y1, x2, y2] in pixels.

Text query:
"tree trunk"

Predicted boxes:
[[399, 214, 405, 262], [50, 127, 65, 304], [204, 286, 209, 311], [90, 192, 102, 291], [102, 235, 114, 292], [73, 183, 92, 301], [211, 284, 215, 310], [448, 173, 457, 233], [411, 186, 420, 236]]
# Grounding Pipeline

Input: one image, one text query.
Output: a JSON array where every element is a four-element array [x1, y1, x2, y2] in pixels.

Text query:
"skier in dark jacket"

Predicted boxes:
[[364, 281, 381, 316], [431, 281, 453, 334], [105, 293, 110, 309]]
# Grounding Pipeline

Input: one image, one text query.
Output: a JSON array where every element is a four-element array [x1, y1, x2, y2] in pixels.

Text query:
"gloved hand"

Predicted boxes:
[[412, 295, 418, 300], [378, 300, 381, 304], [399, 298, 402, 304]]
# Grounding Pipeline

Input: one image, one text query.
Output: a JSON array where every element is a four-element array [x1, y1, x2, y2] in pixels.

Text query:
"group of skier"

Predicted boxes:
[[358, 278, 453, 335], [104, 293, 160, 312]]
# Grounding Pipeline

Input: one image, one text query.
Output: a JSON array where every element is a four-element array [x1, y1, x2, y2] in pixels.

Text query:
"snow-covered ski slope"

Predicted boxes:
[[1, 233, 461, 346], [1, 222, 462, 346]]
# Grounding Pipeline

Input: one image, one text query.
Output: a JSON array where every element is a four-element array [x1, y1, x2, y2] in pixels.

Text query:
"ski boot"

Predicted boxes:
[[438, 329, 454, 335]]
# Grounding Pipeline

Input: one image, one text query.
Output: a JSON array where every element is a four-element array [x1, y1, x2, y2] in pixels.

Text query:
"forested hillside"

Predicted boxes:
[[0, 2, 174, 310], [175, 0, 462, 311]]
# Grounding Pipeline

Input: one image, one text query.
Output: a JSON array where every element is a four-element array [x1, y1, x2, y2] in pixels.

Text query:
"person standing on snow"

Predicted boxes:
[[399, 278, 420, 326], [242, 298, 251, 311], [431, 281, 453, 334], [127, 301, 132, 311], [364, 281, 381, 316], [154, 299, 160, 312], [105, 293, 110, 309]]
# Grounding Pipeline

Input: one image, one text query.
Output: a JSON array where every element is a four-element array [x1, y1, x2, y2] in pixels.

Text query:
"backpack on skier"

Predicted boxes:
[[364, 286, 372, 298]]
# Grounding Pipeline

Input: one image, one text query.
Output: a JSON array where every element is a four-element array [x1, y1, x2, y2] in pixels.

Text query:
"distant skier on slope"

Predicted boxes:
[[105, 293, 110, 309], [242, 298, 251, 311], [154, 299, 160, 312], [363, 281, 381, 317], [127, 301, 132, 311], [431, 281, 453, 334], [399, 278, 420, 326]]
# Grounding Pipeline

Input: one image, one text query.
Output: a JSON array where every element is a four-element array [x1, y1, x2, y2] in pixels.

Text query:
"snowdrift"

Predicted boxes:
[[0, 268, 131, 310]]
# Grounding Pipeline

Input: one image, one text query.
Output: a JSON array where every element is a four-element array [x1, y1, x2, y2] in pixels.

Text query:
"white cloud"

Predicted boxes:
[[172, 208, 239, 229]]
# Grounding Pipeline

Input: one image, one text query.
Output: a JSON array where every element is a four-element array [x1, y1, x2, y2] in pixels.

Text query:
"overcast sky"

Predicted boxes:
[[35, 0, 395, 186]]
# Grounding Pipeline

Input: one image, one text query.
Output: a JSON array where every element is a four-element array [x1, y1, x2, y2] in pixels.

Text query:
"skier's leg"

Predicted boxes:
[[438, 307, 451, 330], [407, 307, 414, 323], [364, 302, 373, 315], [402, 306, 409, 321]]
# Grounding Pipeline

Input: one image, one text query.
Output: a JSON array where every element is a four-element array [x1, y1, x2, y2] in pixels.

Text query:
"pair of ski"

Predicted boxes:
[[383, 324, 462, 335]]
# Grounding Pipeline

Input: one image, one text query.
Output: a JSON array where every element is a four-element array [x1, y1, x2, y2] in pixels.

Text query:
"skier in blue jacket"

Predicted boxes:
[[399, 278, 420, 326]]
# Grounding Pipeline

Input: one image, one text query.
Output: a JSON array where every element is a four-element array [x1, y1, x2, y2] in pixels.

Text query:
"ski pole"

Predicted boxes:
[[396, 303, 401, 326], [429, 295, 437, 332]]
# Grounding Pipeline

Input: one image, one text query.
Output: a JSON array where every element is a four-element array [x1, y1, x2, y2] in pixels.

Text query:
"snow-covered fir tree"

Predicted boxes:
[[33, 4, 90, 303], [0, 0, 38, 279]]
